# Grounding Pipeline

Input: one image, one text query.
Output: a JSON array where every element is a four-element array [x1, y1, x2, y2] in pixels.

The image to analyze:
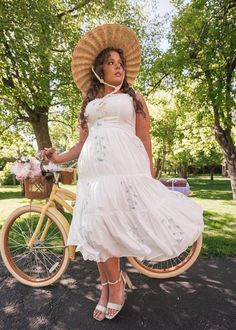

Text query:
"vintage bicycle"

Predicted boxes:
[[0, 174, 202, 287]]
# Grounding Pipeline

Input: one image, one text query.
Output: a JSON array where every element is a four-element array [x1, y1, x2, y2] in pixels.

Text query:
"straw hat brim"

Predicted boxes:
[[71, 23, 141, 93]]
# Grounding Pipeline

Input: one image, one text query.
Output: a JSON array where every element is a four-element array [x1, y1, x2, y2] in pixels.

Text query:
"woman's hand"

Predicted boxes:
[[41, 148, 61, 164], [39, 127, 89, 165]]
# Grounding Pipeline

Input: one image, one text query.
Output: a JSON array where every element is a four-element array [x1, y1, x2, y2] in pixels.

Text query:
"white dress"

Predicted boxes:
[[67, 93, 204, 262]]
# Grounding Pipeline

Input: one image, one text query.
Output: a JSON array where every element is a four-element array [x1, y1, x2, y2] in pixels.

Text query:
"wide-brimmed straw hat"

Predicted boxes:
[[71, 23, 141, 93]]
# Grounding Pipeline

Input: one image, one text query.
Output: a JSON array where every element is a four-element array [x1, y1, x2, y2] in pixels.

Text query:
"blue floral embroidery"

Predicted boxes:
[[94, 135, 107, 161], [122, 220, 146, 245], [96, 100, 109, 119], [81, 181, 92, 214], [79, 182, 97, 248], [120, 180, 138, 210], [162, 217, 184, 243], [129, 226, 146, 244]]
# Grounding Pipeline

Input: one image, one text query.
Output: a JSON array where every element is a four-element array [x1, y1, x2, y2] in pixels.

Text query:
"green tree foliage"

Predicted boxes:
[[149, 91, 178, 177], [150, 89, 223, 179], [0, 130, 35, 170], [149, 0, 236, 200], [0, 0, 147, 149]]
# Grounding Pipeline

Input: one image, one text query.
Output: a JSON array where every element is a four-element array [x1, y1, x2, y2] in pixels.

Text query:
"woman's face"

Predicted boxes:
[[102, 50, 125, 86]]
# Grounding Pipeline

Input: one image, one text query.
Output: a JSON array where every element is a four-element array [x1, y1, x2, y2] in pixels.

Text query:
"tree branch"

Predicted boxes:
[[48, 118, 74, 129], [56, 0, 91, 19], [146, 72, 170, 96], [0, 118, 26, 135], [225, 57, 236, 124], [205, 69, 221, 127], [51, 48, 67, 53]]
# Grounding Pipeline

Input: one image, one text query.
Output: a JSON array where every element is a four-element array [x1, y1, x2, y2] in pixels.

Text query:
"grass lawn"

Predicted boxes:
[[0, 175, 235, 257], [187, 175, 236, 257]]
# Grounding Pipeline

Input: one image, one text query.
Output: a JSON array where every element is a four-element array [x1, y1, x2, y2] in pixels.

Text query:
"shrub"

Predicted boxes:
[[0, 163, 20, 186]]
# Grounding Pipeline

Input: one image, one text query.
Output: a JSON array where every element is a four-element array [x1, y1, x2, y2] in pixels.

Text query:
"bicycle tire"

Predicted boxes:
[[127, 235, 202, 279], [0, 205, 70, 287]]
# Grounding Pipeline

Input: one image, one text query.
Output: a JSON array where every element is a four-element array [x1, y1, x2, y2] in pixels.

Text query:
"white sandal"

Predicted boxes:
[[105, 271, 134, 320], [93, 281, 108, 321]]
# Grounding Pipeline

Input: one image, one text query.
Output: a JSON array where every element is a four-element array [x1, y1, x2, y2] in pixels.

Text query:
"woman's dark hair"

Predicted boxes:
[[79, 47, 145, 129]]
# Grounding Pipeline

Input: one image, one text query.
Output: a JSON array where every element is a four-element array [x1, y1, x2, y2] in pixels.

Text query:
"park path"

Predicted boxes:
[[0, 256, 235, 330]]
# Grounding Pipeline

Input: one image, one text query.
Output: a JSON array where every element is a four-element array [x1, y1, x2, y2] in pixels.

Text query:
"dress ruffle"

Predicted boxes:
[[67, 93, 204, 262], [67, 174, 203, 262]]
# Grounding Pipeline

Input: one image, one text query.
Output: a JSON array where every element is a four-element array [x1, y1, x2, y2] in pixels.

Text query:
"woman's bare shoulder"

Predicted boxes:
[[134, 91, 145, 102], [134, 91, 148, 113]]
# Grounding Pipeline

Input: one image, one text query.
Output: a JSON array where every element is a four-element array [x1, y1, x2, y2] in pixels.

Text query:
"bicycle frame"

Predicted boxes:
[[27, 183, 77, 260]]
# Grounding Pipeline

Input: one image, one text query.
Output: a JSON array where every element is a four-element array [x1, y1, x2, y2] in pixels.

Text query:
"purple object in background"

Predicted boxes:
[[166, 184, 190, 196], [159, 178, 190, 196]]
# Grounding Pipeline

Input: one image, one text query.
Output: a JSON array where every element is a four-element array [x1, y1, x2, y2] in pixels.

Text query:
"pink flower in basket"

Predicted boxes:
[[29, 159, 42, 178], [11, 162, 31, 180], [11, 157, 42, 180]]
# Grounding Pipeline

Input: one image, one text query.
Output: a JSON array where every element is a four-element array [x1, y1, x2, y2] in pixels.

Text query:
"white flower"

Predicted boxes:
[[11, 161, 31, 179], [42, 162, 61, 172]]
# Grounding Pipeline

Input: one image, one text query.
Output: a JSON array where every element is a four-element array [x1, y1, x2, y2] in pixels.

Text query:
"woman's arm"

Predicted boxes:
[[43, 126, 89, 164], [135, 93, 155, 178]]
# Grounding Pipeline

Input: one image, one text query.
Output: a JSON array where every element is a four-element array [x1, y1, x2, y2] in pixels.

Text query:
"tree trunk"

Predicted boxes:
[[31, 113, 52, 150], [227, 159, 236, 202], [222, 161, 228, 177], [210, 165, 214, 180], [193, 166, 198, 175], [159, 145, 167, 178], [178, 162, 188, 179], [154, 158, 161, 178], [215, 126, 236, 201], [183, 162, 188, 179]]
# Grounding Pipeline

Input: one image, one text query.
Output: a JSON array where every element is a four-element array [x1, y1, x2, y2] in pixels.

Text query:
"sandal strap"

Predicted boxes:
[[107, 272, 122, 285], [107, 271, 135, 289], [95, 304, 107, 313], [107, 302, 122, 311]]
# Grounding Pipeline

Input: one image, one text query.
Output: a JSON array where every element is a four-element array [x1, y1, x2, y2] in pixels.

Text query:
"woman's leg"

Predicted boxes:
[[93, 262, 109, 321], [102, 257, 125, 318]]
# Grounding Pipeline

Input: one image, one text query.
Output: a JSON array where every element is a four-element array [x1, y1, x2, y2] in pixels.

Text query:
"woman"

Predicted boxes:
[[43, 24, 204, 321]]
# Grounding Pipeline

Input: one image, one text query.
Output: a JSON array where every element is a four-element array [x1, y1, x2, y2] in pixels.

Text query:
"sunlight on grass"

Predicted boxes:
[[202, 210, 236, 256], [187, 176, 236, 256], [0, 184, 76, 229]]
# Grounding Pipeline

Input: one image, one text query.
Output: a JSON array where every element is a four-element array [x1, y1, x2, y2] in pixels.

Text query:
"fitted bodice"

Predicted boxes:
[[85, 93, 136, 133]]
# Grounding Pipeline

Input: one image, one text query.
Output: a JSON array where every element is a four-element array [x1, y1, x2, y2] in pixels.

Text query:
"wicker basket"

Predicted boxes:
[[60, 169, 74, 184], [24, 176, 54, 199]]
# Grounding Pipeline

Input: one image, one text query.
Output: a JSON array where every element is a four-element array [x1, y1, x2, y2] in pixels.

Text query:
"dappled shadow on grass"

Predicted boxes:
[[201, 210, 236, 257], [188, 177, 233, 200], [0, 186, 23, 200], [202, 235, 236, 257]]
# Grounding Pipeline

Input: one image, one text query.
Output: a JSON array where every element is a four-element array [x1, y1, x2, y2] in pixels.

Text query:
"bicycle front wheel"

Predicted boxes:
[[128, 235, 202, 279], [1, 205, 70, 287]]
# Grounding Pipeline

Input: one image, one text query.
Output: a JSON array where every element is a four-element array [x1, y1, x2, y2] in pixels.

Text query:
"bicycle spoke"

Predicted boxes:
[[11, 223, 29, 243], [134, 242, 197, 274], [13, 250, 33, 264], [4, 208, 69, 284]]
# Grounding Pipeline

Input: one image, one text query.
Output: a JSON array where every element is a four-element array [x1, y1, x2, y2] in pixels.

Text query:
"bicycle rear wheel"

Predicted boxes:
[[1, 205, 70, 287], [127, 235, 202, 279]]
